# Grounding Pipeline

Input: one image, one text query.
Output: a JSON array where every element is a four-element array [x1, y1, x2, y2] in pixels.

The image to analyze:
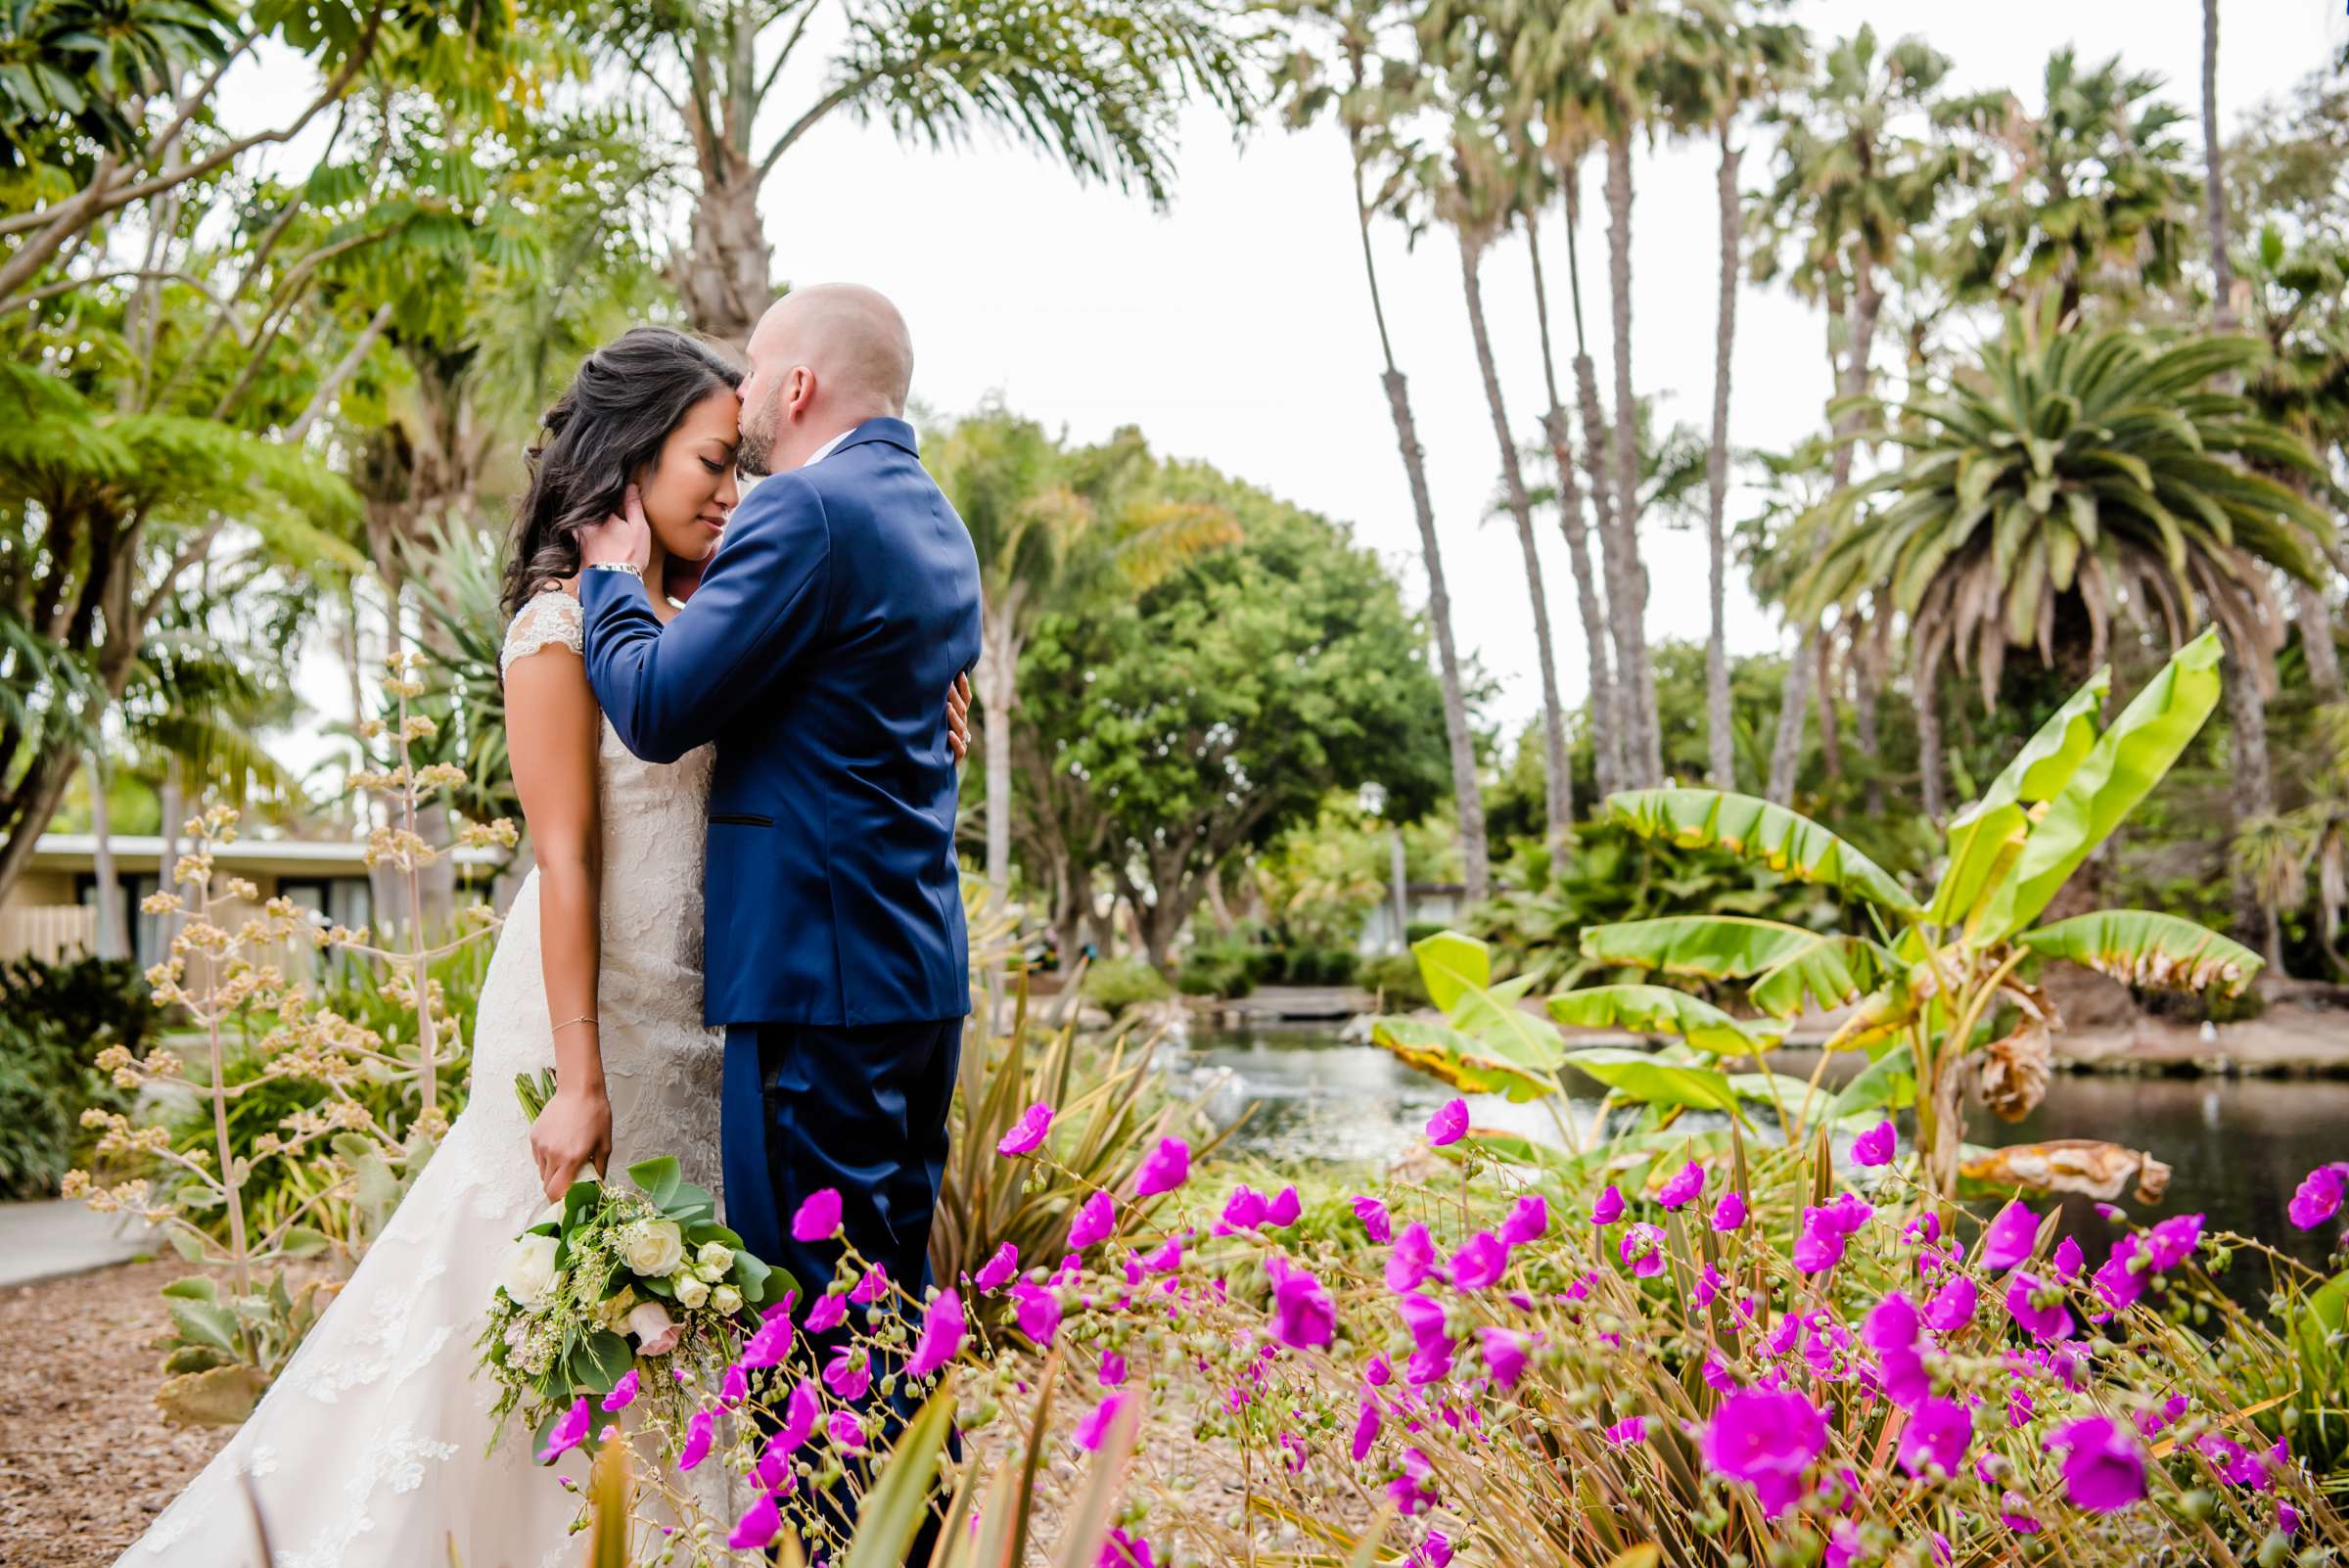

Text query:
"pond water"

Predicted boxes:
[[1169, 1026, 2347, 1281]]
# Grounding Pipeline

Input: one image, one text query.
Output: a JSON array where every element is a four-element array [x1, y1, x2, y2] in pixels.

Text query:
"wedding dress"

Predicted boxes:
[[122, 590, 725, 1568]]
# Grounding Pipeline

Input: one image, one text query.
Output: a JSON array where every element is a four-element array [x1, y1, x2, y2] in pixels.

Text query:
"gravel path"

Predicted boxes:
[[0, 1259, 234, 1568]]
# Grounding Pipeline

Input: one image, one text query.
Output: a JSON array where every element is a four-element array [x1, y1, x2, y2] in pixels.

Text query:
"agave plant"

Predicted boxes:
[[1569, 628, 2261, 1196]]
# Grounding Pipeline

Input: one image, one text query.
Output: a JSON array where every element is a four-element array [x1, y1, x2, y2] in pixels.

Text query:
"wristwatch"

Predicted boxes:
[[585, 561, 643, 578]]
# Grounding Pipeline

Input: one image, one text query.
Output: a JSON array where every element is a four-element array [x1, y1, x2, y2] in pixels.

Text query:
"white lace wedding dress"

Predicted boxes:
[[121, 591, 726, 1568]]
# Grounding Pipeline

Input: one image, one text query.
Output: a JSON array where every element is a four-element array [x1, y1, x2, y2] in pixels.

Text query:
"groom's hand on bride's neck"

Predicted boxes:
[[578, 484, 652, 575]]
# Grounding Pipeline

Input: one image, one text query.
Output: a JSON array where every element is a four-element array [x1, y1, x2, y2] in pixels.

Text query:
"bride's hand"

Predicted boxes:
[[530, 1077, 613, 1203]]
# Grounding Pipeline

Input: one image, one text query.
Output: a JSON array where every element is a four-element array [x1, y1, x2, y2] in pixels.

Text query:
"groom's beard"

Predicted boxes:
[[737, 393, 777, 477]]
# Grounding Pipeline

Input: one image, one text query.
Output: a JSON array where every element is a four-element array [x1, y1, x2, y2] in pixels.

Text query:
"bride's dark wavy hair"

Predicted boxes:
[[499, 326, 744, 619]]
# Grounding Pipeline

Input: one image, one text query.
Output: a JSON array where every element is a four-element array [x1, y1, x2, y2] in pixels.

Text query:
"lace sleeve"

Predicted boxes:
[[500, 591, 585, 679]]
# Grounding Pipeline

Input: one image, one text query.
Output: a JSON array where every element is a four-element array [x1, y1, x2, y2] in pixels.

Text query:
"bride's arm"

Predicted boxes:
[[506, 623, 613, 1202]]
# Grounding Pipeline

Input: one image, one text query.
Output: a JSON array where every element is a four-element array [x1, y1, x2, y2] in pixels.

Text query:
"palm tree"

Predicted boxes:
[[1276, 0, 1492, 904], [1751, 23, 1958, 805], [2201, 0, 2234, 334], [587, 0, 1253, 342], [1420, 120, 1576, 847], [932, 412, 1238, 895], [1797, 308, 2334, 853]]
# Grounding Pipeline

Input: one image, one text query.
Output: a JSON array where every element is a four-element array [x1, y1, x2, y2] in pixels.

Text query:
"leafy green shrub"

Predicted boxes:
[[1403, 919, 1450, 946], [1080, 955, 1173, 1013], [1280, 945, 1359, 986], [1176, 938, 1256, 998], [1357, 951, 1430, 1008], [0, 955, 149, 1199]]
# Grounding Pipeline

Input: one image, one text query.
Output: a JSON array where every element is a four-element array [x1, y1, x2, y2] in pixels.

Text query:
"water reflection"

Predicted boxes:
[[1174, 1027, 2346, 1279]]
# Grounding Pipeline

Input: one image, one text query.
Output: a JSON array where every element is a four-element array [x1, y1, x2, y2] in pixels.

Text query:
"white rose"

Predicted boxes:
[[696, 1241, 734, 1277], [499, 1233, 559, 1307], [711, 1284, 743, 1316], [622, 1220, 685, 1277], [674, 1272, 711, 1310]]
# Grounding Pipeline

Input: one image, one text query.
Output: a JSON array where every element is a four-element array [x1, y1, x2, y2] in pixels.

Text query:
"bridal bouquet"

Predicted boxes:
[[478, 1070, 789, 1458]]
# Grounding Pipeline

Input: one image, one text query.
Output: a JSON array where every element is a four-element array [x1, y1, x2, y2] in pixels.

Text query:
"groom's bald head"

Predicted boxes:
[[737, 283, 914, 476]]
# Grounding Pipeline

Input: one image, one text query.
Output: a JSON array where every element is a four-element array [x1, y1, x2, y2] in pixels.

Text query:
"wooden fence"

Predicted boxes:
[[0, 904, 96, 964]]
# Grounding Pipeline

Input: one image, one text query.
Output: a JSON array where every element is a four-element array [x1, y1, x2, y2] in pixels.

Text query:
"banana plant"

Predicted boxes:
[[1577, 627, 2261, 1195]]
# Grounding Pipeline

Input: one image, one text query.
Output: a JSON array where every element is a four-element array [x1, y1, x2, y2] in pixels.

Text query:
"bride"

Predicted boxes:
[[119, 326, 969, 1568]]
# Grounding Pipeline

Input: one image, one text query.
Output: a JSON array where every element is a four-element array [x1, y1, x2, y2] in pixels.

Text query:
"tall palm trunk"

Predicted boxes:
[[2221, 631, 2283, 971], [85, 751, 126, 960], [1703, 121, 1741, 789], [1527, 222, 1620, 804], [978, 599, 1022, 895], [2201, 0, 2234, 333], [2298, 578, 2343, 703], [1765, 627, 1815, 804], [1853, 616, 1888, 814], [1601, 134, 1663, 788], [1561, 177, 1631, 794], [1354, 138, 1489, 902], [1459, 233, 1573, 846]]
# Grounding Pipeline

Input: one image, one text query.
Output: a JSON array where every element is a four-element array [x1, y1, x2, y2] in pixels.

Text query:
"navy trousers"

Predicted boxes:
[[722, 1017, 961, 1559]]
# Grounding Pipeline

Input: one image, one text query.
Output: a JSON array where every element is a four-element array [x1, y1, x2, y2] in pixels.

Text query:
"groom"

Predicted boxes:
[[575, 284, 982, 1509]]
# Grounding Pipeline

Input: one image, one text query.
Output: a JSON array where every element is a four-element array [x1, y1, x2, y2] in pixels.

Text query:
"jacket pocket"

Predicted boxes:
[[710, 812, 773, 828]]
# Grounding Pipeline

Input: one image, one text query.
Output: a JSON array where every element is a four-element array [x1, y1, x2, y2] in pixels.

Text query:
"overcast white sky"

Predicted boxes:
[[242, 1, 2343, 773]]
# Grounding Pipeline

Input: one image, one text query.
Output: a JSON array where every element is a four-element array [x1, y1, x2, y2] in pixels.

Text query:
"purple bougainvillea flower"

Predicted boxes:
[[1619, 1222, 1667, 1279], [905, 1288, 964, 1378], [827, 1408, 866, 1453], [1075, 1391, 1130, 1452], [2093, 1235, 2147, 1310], [2052, 1236, 2084, 1280], [1793, 1214, 1846, 1274], [1012, 1280, 1063, 1345], [974, 1241, 1020, 1295], [1099, 1527, 1156, 1568], [1978, 1200, 2040, 1272], [719, 1362, 749, 1407], [1449, 1230, 1507, 1291], [1498, 1193, 1549, 1245], [726, 1490, 781, 1551], [2282, 1501, 2303, 1536], [1266, 1185, 1302, 1228], [676, 1408, 715, 1471], [1477, 1326, 1530, 1389], [1999, 1492, 2044, 1534], [1364, 1353, 1393, 1387], [2051, 1414, 2147, 1511], [1398, 1291, 1451, 1356], [1426, 1097, 1469, 1146], [1267, 1254, 1336, 1351], [1352, 1194, 1393, 1244], [600, 1367, 639, 1413], [777, 1379, 820, 1452], [997, 1101, 1054, 1157], [1657, 1160, 1706, 1211], [2288, 1163, 2348, 1229], [1221, 1185, 1268, 1231], [848, 1263, 891, 1306], [1702, 1386, 1828, 1519], [2144, 1213, 2204, 1271], [791, 1186, 843, 1243], [805, 1291, 847, 1333], [1851, 1120, 1896, 1168], [1097, 1350, 1128, 1387], [537, 1396, 592, 1464], [1898, 1396, 1973, 1477], [1603, 1416, 1649, 1447], [1139, 1236, 1183, 1274], [1923, 1275, 1976, 1333], [823, 1343, 872, 1400], [1351, 1396, 1381, 1461], [2004, 1270, 2073, 1342], [1410, 1528, 1453, 1568], [1712, 1191, 1747, 1232], [1070, 1190, 1116, 1249], [1387, 1222, 1437, 1293], [739, 1304, 794, 1370], [1862, 1291, 1920, 1353], [1134, 1137, 1191, 1197], [1591, 1184, 1627, 1225]]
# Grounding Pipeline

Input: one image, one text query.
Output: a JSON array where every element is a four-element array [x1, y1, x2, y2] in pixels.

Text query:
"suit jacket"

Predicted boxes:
[[581, 417, 982, 1028]]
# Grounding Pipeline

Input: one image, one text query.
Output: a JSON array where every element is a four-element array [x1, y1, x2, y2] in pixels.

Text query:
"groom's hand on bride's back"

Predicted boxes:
[[577, 484, 652, 575], [946, 670, 971, 764]]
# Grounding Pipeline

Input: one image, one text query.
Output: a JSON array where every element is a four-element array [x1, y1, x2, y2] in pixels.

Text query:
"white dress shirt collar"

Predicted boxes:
[[804, 427, 854, 468]]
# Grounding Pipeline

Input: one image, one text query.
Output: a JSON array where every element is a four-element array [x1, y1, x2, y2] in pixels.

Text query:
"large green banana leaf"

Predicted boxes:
[[1411, 930, 1491, 1012], [1983, 628, 2223, 939], [1928, 672, 2108, 927], [1605, 789, 1920, 914], [1561, 1047, 1742, 1113], [1819, 1048, 1918, 1124], [1547, 985, 1780, 1053], [2016, 909, 2262, 996], [1580, 917, 1890, 1019], [1371, 1017, 1560, 1102]]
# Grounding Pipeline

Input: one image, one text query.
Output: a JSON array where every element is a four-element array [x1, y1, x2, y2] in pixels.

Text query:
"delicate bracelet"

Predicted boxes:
[[585, 561, 642, 578], [551, 1015, 598, 1035]]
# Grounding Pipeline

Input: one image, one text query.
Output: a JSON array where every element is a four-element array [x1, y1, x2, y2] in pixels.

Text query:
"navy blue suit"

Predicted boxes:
[[581, 418, 981, 1536]]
